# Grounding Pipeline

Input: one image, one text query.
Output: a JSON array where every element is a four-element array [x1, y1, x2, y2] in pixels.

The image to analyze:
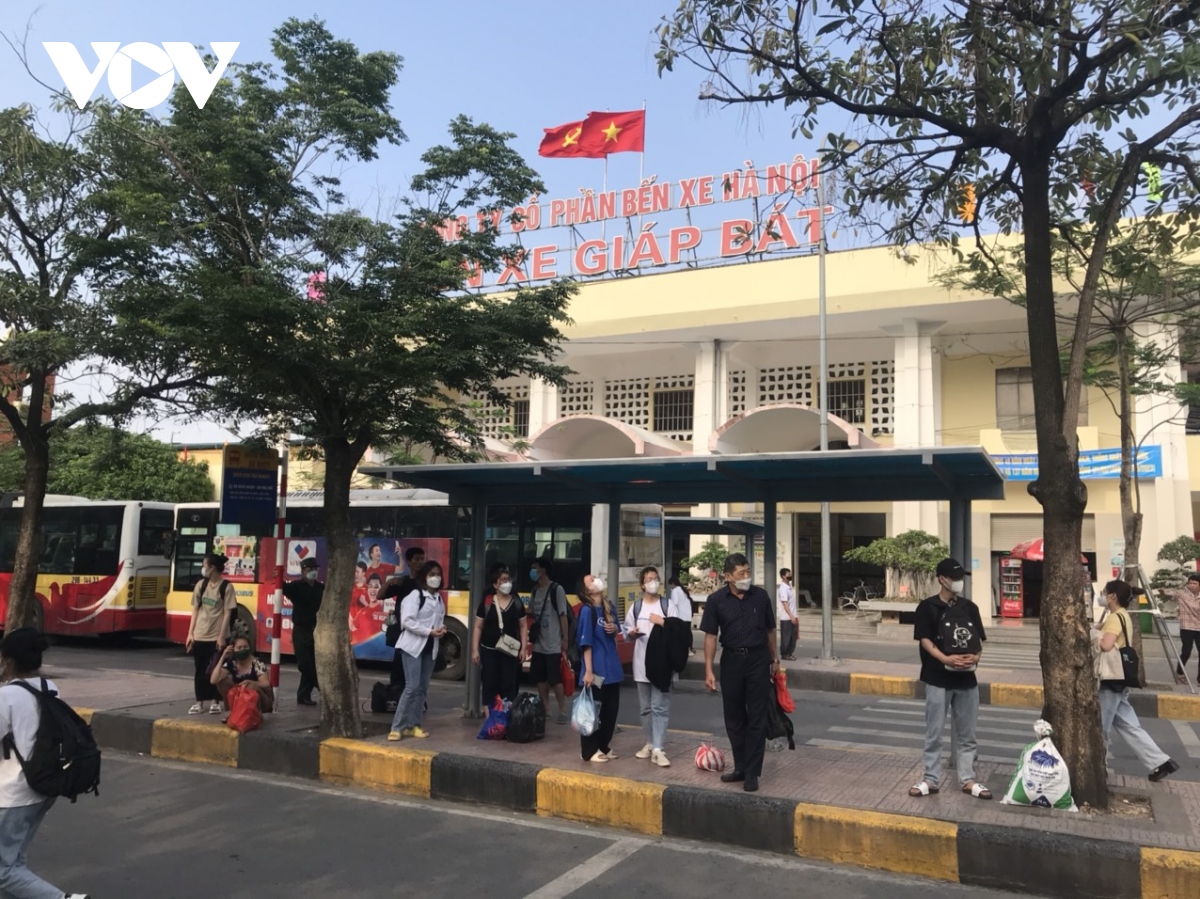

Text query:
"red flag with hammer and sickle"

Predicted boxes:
[[538, 120, 605, 158]]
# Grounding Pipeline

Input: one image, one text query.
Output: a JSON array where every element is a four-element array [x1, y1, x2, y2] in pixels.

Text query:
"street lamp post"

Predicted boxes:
[[817, 149, 834, 661]]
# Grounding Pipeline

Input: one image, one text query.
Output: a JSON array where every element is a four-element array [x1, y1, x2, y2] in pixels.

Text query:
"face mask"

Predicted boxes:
[[530, 568, 541, 582], [643, 580, 661, 595], [734, 578, 752, 592], [201, 566, 211, 578], [426, 575, 442, 590], [591, 578, 606, 593], [497, 582, 513, 595], [304, 570, 318, 581], [232, 649, 252, 661], [948, 579, 965, 595]]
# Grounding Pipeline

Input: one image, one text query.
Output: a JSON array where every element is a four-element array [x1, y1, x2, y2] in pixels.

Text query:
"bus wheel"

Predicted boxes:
[[233, 604, 257, 650], [32, 601, 44, 636], [433, 617, 468, 682]]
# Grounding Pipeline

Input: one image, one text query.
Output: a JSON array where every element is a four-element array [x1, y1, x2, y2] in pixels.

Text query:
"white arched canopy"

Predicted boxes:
[[527, 415, 687, 461], [710, 404, 877, 454]]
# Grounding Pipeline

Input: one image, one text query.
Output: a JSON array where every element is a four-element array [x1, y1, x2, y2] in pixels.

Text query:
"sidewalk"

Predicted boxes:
[[60, 660, 1200, 899]]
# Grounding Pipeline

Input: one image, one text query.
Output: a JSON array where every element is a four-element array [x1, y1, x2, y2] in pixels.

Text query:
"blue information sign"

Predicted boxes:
[[993, 445, 1163, 481], [219, 446, 280, 529]]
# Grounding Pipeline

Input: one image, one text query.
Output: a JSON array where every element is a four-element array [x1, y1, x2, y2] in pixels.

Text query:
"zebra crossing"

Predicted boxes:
[[976, 646, 1042, 671], [807, 698, 1039, 768]]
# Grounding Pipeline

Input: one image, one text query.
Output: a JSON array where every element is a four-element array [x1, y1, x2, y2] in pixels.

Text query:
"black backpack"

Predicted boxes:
[[937, 599, 982, 666], [2, 678, 101, 802]]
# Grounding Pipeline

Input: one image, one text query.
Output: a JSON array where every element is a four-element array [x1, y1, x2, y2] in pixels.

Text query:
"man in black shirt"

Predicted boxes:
[[700, 552, 780, 793], [282, 557, 323, 706], [909, 558, 991, 800]]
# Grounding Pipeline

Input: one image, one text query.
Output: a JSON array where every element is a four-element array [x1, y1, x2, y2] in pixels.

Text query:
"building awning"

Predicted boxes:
[[710, 405, 877, 454], [358, 447, 1005, 506], [665, 516, 765, 536]]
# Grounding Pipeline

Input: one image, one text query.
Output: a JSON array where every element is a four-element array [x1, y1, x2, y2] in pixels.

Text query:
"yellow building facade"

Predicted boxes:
[[462, 241, 1198, 614]]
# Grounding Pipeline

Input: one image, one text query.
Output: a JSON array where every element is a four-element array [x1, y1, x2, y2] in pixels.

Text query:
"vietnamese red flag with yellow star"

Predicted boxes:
[[579, 110, 646, 155], [538, 120, 604, 158]]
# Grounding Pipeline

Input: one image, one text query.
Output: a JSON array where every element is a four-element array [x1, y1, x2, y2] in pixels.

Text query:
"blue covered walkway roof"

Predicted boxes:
[[358, 447, 1006, 506]]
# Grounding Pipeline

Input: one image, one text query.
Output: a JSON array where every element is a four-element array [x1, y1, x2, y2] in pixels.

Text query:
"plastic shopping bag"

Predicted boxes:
[[571, 686, 599, 736], [774, 671, 794, 713], [477, 695, 511, 741], [1001, 720, 1077, 811], [225, 684, 262, 734]]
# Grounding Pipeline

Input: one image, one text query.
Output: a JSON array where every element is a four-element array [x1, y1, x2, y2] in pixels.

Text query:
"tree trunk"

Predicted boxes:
[[5, 429, 50, 632], [315, 438, 365, 739], [1115, 328, 1147, 684], [1022, 161, 1109, 808]]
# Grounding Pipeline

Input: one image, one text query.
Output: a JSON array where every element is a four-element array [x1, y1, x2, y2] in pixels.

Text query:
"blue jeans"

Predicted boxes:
[[636, 681, 670, 751], [391, 648, 434, 732], [0, 799, 66, 899], [1099, 686, 1170, 772]]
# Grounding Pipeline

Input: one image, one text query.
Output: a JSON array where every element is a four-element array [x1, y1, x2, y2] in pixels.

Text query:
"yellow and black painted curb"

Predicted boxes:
[[79, 706, 1200, 899]]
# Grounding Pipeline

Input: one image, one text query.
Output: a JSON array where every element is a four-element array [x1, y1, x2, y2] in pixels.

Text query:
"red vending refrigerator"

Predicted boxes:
[[999, 558, 1024, 618]]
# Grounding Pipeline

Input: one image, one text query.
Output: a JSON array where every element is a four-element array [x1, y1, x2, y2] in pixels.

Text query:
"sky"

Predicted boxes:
[[0, 0, 840, 445]]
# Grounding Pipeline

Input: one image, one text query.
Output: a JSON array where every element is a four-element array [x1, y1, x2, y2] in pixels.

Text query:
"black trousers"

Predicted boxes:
[[1179, 629, 1199, 671], [192, 640, 219, 702], [580, 682, 621, 759], [481, 648, 520, 708], [293, 626, 319, 700], [720, 646, 771, 778], [780, 621, 797, 657]]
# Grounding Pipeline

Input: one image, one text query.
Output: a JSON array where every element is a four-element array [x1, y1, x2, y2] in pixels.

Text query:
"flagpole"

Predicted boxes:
[[602, 155, 608, 241], [639, 99, 646, 185]]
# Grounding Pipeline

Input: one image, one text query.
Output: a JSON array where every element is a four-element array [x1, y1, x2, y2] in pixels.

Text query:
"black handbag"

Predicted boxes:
[[1117, 612, 1142, 689], [369, 681, 403, 714]]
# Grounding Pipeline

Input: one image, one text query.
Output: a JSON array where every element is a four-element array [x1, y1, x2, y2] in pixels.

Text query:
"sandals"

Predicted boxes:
[[963, 782, 992, 800], [909, 782, 939, 797]]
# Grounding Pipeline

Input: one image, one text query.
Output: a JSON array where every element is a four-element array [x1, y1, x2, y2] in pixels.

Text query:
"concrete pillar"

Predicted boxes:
[[1132, 322, 1195, 558], [885, 319, 945, 537], [693, 341, 719, 457], [528, 377, 559, 435]]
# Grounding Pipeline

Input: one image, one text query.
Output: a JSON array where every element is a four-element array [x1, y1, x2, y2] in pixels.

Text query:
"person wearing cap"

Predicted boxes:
[[282, 558, 323, 706], [1174, 572, 1200, 682], [909, 558, 991, 800], [0, 628, 90, 899]]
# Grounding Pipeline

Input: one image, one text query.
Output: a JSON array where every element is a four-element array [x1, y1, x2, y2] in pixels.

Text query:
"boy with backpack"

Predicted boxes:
[[908, 558, 992, 801], [0, 627, 93, 899]]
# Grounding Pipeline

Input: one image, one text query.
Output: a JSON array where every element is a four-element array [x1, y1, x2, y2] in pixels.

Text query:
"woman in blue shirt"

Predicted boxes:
[[576, 573, 624, 762]]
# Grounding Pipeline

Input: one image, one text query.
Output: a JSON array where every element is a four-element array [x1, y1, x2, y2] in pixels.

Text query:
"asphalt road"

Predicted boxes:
[[44, 638, 1200, 784], [34, 756, 1044, 898]]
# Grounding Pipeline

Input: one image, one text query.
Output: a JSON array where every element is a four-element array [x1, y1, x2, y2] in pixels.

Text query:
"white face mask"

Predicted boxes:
[[644, 580, 660, 595], [201, 566, 211, 578], [591, 577, 605, 593], [426, 575, 442, 590], [734, 577, 752, 592], [497, 581, 513, 595], [948, 579, 965, 595], [304, 570, 318, 581]]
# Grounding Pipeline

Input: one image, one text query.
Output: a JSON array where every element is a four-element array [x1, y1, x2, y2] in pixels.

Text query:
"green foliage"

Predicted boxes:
[[0, 426, 213, 502], [681, 541, 730, 582], [1158, 535, 1200, 570], [843, 530, 948, 598]]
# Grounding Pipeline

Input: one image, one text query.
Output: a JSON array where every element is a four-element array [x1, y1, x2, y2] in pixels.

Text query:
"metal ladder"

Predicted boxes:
[[1128, 564, 1196, 695]]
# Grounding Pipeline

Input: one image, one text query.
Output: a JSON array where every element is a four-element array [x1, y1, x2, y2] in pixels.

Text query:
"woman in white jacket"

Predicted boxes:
[[388, 561, 447, 741]]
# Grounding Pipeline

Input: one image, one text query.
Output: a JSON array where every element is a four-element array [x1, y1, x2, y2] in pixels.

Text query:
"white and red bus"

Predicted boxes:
[[165, 489, 664, 681], [0, 495, 175, 635]]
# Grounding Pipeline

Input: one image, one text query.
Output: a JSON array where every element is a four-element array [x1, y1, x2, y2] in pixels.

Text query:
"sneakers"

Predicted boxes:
[[588, 750, 609, 763], [66, 894, 91, 898], [404, 726, 430, 739], [635, 743, 653, 759], [1149, 759, 1180, 782], [208, 702, 223, 715], [602, 750, 619, 760], [187, 703, 203, 715], [651, 749, 671, 768], [387, 730, 402, 742], [556, 712, 569, 725]]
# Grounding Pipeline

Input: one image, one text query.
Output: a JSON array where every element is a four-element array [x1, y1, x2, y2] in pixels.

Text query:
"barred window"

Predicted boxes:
[[652, 388, 694, 434], [512, 399, 530, 438], [826, 379, 866, 424]]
